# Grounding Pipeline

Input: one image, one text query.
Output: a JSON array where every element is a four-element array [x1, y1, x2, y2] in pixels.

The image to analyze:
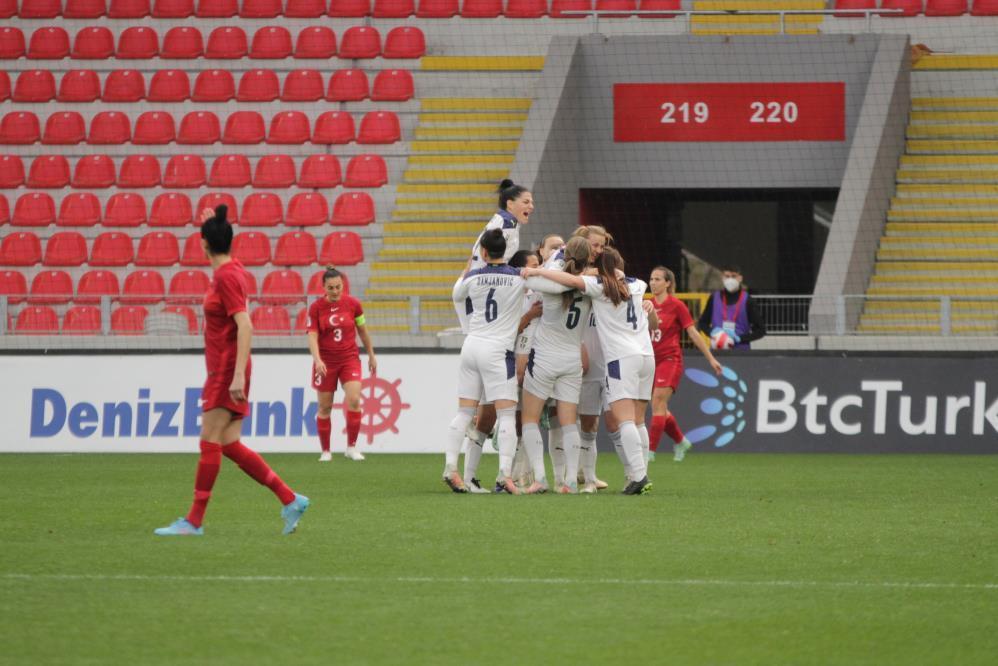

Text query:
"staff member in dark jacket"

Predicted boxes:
[[697, 265, 766, 349]]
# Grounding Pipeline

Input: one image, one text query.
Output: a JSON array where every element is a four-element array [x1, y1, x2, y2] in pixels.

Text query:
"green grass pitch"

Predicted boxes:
[[1, 452, 996, 665]]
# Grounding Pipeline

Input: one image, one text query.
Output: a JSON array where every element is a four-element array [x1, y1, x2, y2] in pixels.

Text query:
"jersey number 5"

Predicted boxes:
[[566, 296, 583, 330], [484, 288, 498, 323]]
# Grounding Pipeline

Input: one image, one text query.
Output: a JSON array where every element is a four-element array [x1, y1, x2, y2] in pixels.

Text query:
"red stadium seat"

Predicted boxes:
[[0, 155, 25, 188], [65, 0, 109, 17], [87, 111, 131, 145], [358, 111, 401, 144], [241, 192, 283, 226], [551, 0, 592, 17], [250, 26, 293, 59], [833, 0, 875, 16], [27, 155, 70, 188], [43, 112, 86, 145], [134, 111, 176, 145], [417, 0, 458, 17], [274, 231, 317, 266], [149, 69, 191, 102], [153, 0, 194, 16], [0, 0, 13, 15], [60, 70, 103, 103], [293, 307, 309, 332], [286, 0, 326, 15], [344, 154, 387, 187], [925, 0, 966, 13], [295, 26, 337, 59], [58, 192, 102, 227], [206, 26, 248, 59], [637, 0, 678, 17], [192, 70, 234, 102], [461, 0, 501, 17], [102, 69, 146, 102], [372, 69, 414, 101], [328, 69, 369, 101], [162, 26, 204, 59], [118, 155, 161, 188], [880, 0, 922, 14], [196, 0, 237, 15], [149, 192, 194, 226], [103, 193, 147, 228], [307, 269, 349, 295], [168, 269, 210, 304], [282, 69, 325, 102], [1, 112, 41, 145], [117, 27, 160, 59], [0, 270, 28, 304], [506, 0, 547, 17], [178, 111, 221, 144], [223, 111, 266, 144], [0, 27, 26, 60], [242, 0, 282, 15], [13, 70, 56, 103], [232, 231, 271, 265], [333, 192, 374, 226], [383, 27, 425, 59], [71, 155, 115, 189], [0, 71, 9, 101], [63, 305, 103, 335], [260, 270, 305, 305], [329, 0, 371, 15], [197, 193, 238, 224], [90, 231, 135, 265], [251, 306, 290, 335], [595, 0, 635, 16], [286, 192, 329, 226], [298, 154, 341, 188], [109, 0, 151, 16], [237, 69, 280, 102], [312, 111, 355, 144], [29, 270, 73, 304], [208, 154, 251, 187], [71, 27, 114, 60], [339, 27, 381, 59], [111, 305, 148, 334], [253, 154, 297, 188], [77, 270, 120, 304], [268, 111, 311, 145], [43, 231, 88, 266], [0, 231, 42, 265], [122, 270, 165, 304], [0, 194, 8, 225], [972, 0, 998, 14], [28, 27, 71, 59], [16, 306, 59, 333], [21, 0, 62, 17], [136, 231, 180, 266], [374, 0, 414, 16], [13, 193, 56, 226], [162, 304, 198, 333], [181, 232, 210, 266], [320, 231, 363, 265], [163, 155, 206, 189]]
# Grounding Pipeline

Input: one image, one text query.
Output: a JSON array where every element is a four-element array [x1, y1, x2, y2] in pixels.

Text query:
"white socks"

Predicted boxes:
[[496, 407, 518, 477], [560, 423, 581, 488], [462, 427, 488, 481], [636, 422, 650, 463], [548, 422, 565, 486], [618, 420, 647, 482], [521, 422, 547, 484], [446, 407, 476, 472], [579, 429, 598, 484]]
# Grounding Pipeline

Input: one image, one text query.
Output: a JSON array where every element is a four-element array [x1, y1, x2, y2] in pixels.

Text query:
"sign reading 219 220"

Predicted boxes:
[[613, 82, 846, 142]]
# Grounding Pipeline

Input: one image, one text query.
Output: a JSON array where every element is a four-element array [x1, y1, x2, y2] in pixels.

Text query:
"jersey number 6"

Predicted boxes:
[[484, 288, 498, 323]]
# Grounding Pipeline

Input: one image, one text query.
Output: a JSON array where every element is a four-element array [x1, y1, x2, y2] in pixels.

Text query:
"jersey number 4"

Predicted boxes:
[[626, 301, 638, 330]]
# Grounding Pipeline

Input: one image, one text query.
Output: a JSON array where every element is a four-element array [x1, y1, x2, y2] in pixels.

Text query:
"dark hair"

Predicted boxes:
[[497, 179, 528, 212], [479, 228, 507, 260], [722, 264, 742, 274], [596, 247, 629, 306], [322, 265, 342, 283], [200, 205, 232, 255], [508, 249, 538, 268]]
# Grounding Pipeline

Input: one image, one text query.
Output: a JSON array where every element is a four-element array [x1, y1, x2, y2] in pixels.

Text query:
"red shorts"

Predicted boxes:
[[202, 364, 252, 417], [654, 357, 683, 391], [312, 355, 362, 393]]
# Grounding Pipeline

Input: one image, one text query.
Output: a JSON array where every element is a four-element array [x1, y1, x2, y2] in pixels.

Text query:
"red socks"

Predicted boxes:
[[648, 415, 667, 453], [223, 441, 295, 505], [317, 416, 331, 453], [346, 410, 362, 447], [186, 440, 222, 528], [664, 414, 685, 444]]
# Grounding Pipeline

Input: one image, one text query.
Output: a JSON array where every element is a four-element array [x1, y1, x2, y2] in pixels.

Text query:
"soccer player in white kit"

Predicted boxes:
[[445, 229, 526, 494], [523, 247, 655, 495]]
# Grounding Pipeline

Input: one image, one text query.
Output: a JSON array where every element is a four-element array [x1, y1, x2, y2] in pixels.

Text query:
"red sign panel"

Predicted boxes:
[[613, 82, 846, 142]]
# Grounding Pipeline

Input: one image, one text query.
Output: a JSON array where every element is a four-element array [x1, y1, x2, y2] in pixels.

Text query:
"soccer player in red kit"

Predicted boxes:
[[155, 206, 309, 536], [307, 266, 377, 462], [647, 266, 723, 462]]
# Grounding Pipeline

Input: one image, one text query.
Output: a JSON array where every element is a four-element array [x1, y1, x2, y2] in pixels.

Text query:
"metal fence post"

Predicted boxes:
[[940, 296, 951, 336], [409, 295, 421, 336], [835, 296, 846, 336]]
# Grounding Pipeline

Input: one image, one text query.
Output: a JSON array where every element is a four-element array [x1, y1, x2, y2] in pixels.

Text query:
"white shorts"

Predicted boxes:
[[605, 354, 654, 404], [522, 348, 583, 404], [578, 380, 605, 417], [457, 336, 517, 404]]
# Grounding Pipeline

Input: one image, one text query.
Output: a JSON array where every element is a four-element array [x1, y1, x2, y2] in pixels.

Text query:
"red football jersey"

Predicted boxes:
[[203, 259, 251, 374], [651, 295, 693, 361], [307, 295, 364, 358]]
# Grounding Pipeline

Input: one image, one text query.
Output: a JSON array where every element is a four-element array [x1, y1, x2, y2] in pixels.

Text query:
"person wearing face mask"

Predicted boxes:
[[696, 265, 766, 349]]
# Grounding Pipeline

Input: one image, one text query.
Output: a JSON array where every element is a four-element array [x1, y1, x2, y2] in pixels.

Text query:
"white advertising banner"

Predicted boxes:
[[0, 354, 459, 453]]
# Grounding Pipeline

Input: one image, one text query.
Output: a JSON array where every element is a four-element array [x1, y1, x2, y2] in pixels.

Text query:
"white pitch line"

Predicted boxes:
[[2, 573, 996, 591]]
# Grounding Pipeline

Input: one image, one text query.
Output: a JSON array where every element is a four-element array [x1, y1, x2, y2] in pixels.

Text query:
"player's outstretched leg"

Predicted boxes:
[[443, 407, 474, 493], [222, 441, 308, 532], [664, 414, 692, 462], [155, 439, 221, 536]]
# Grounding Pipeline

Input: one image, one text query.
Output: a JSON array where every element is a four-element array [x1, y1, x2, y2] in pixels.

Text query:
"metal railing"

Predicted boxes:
[[567, 9, 903, 35]]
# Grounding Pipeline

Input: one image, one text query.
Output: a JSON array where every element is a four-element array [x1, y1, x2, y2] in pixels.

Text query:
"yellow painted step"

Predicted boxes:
[[887, 212, 998, 222], [860, 311, 996, 321], [421, 98, 532, 112], [403, 168, 508, 182], [408, 155, 514, 166], [410, 140, 519, 153], [694, 0, 824, 8], [370, 275, 455, 285], [367, 286, 456, 297], [370, 261, 464, 272], [856, 323, 995, 334], [867, 286, 998, 297], [911, 110, 998, 122], [421, 56, 545, 71], [691, 27, 819, 35], [691, 14, 822, 24], [874, 261, 998, 273], [898, 168, 998, 181], [891, 197, 998, 207], [396, 183, 495, 194], [914, 55, 998, 71], [908, 126, 998, 139], [912, 97, 998, 111], [896, 183, 998, 194], [877, 248, 996, 260], [396, 195, 494, 205], [864, 299, 998, 313], [900, 154, 998, 166], [905, 140, 998, 154], [414, 127, 523, 140], [380, 247, 467, 259], [390, 211, 490, 222], [385, 221, 483, 232], [871, 274, 992, 285], [419, 113, 529, 123], [382, 235, 470, 245]]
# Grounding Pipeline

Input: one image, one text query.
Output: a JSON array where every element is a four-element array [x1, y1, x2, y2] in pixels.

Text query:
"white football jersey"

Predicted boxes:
[[470, 210, 520, 271], [583, 276, 653, 362], [524, 277, 591, 360], [452, 264, 525, 347], [517, 290, 542, 352], [581, 309, 604, 381]]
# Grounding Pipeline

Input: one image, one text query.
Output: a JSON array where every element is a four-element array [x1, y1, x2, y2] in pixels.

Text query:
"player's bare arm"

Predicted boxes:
[[229, 310, 252, 402]]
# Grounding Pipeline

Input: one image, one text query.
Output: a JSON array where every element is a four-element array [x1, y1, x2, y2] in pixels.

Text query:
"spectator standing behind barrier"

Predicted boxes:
[[696, 265, 766, 349]]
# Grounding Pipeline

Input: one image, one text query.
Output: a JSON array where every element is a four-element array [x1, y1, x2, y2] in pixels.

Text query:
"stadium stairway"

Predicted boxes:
[[689, 0, 825, 36], [860, 54, 998, 335]]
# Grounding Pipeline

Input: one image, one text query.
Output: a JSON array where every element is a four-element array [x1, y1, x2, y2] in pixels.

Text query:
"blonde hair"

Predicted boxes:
[[571, 225, 614, 246]]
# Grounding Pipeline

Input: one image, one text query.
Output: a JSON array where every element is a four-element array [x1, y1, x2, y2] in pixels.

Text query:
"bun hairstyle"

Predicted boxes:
[[200, 204, 233, 255], [560, 236, 591, 310], [497, 178, 528, 212], [596, 247, 629, 306], [322, 265, 342, 282], [479, 228, 507, 260]]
